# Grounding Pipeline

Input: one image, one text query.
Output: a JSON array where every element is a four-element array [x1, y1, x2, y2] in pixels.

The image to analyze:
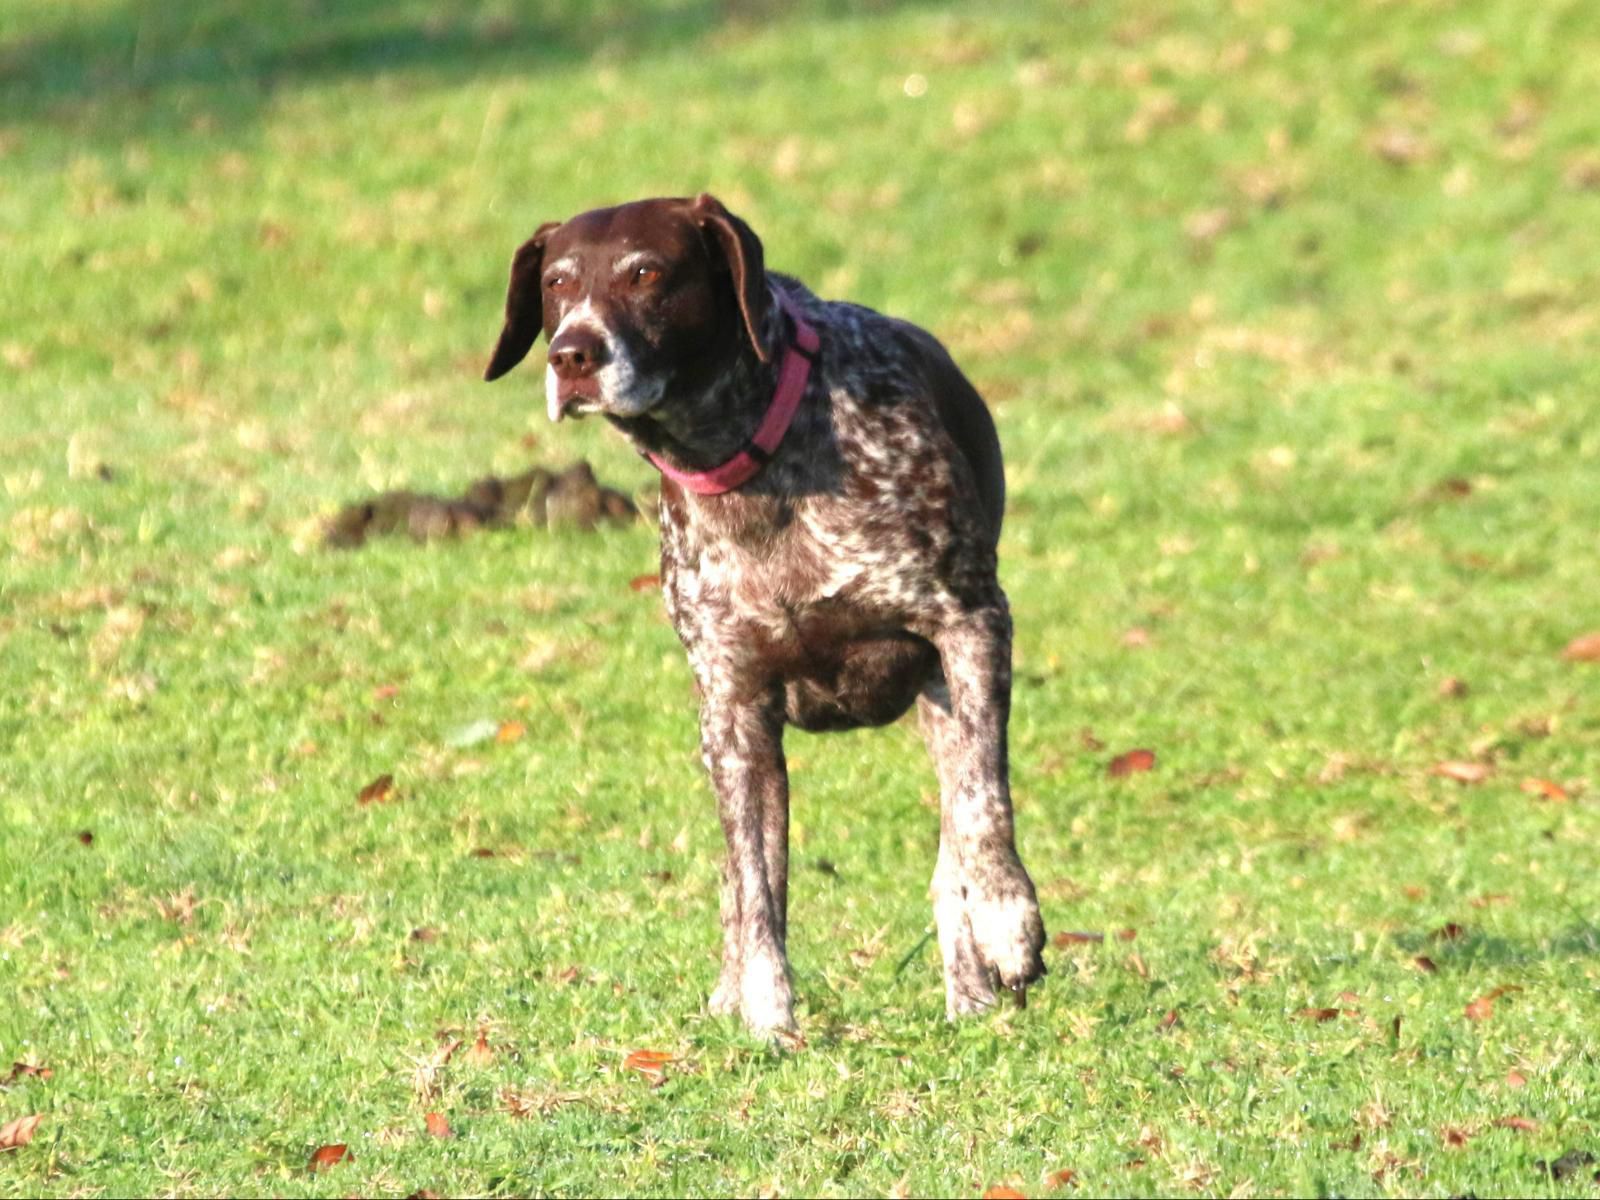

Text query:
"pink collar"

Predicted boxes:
[[646, 293, 819, 496]]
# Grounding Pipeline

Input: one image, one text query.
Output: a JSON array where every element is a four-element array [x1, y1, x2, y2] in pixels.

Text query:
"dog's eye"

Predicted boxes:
[[632, 265, 662, 287], [545, 273, 574, 292]]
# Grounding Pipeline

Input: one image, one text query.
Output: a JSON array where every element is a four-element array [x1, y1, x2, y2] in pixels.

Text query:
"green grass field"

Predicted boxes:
[[4, 0, 1600, 1195]]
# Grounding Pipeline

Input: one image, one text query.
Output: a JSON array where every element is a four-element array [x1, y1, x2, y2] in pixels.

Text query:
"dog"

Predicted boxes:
[[483, 194, 1045, 1032]]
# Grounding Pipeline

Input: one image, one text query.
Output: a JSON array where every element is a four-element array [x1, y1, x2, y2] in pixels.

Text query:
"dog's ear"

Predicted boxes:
[[484, 221, 561, 382], [692, 193, 771, 363]]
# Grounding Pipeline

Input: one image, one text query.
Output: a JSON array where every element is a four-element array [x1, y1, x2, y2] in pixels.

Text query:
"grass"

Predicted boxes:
[[3, 0, 1600, 1195]]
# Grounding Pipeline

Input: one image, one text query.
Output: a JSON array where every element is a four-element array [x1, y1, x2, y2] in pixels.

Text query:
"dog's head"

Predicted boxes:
[[483, 194, 770, 423]]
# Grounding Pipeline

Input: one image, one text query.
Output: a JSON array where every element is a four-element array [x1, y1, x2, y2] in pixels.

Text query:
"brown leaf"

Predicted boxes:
[[495, 720, 526, 744], [76, 830, 94, 846], [1465, 985, 1521, 1022], [4, 1063, 53, 1084], [1043, 1167, 1076, 1188], [982, 1188, 1027, 1200], [1432, 922, 1467, 942], [1432, 761, 1492, 785], [1442, 1126, 1471, 1148], [1157, 1009, 1181, 1030], [1436, 676, 1469, 699], [1561, 631, 1600, 661], [623, 1048, 672, 1085], [1495, 1115, 1539, 1132], [372, 683, 402, 700], [1521, 777, 1570, 803], [1116, 928, 1138, 942], [465, 1030, 495, 1066], [629, 573, 661, 592], [0, 1114, 42, 1151], [308, 1143, 351, 1171], [1296, 1007, 1341, 1022], [1052, 931, 1104, 947], [410, 927, 439, 943], [423, 1111, 452, 1138], [470, 848, 497, 858], [357, 773, 395, 805], [1506, 1069, 1528, 1088], [1124, 951, 1150, 979], [1108, 748, 1156, 778], [1413, 955, 1438, 974]]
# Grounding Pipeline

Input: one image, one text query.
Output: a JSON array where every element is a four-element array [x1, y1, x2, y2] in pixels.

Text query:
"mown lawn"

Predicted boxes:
[[3, 0, 1599, 1195]]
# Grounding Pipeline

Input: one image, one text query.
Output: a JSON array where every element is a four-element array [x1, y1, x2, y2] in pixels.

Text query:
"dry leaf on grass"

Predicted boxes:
[[423, 1111, 452, 1138], [3, 1063, 53, 1085], [1432, 761, 1492, 784], [308, 1143, 351, 1171], [1053, 931, 1104, 946], [629, 573, 661, 592], [1494, 1115, 1539, 1132], [1108, 748, 1156, 778], [1413, 955, 1438, 974], [982, 1187, 1027, 1199], [465, 1030, 495, 1066], [1520, 777, 1570, 802], [1465, 985, 1522, 1022], [0, 1114, 42, 1151], [1561, 631, 1600, 661], [623, 1049, 672, 1085], [357, 773, 395, 805]]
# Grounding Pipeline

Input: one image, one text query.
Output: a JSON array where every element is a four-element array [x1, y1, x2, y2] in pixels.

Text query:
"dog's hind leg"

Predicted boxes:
[[699, 686, 796, 1034], [925, 604, 1046, 1008]]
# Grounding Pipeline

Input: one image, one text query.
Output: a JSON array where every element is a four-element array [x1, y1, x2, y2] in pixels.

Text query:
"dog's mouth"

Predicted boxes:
[[549, 380, 602, 422]]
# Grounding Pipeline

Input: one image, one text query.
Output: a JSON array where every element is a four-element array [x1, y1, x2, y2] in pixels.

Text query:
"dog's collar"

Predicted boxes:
[[646, 292, 819, 496]]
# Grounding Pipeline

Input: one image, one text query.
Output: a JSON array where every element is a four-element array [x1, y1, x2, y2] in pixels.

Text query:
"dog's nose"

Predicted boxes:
[[548, 328, 608, 380]]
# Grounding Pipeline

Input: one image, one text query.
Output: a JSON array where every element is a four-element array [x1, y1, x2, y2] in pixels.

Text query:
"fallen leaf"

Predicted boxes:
[[623, 1048, 672, 1085], [1052, 931, 1104, 946], [1436, 676, 1469, 698], [410, 927, 439, 943], [76, 830, 94, 846], [629, 573, 661, 592], [308, 1143, 351, 1171], [471, 848, 496, 858], [465, 1030, 495, 1066], [0, 1114, 42, 1151], [1108, 749, 1156, 778], [4, 1063, 53, 1084], [1521, 777, 1570, 803], [1495, 1115, 1539, 1132], [1507, 1069, 1528, 1088], [1158, 1009, 1180, 1030], [1413, 955, 1438, 974], [1043, 1167, 1076, 1188], [423, 1111, 452, 1138], [1116, 928, 1138, 942], [1442, 1126, 1471, 1148], [372, 683, 401, 700], [495, 720, 526, 744], [1296, 1007, 1341, 1022], [1465, 985, 1521, 1022], [1561, 632, 1600, 661], [982, 1188, 1027, 1199], [1432, 922, 1467, 942], [357, 773, 395, 806], [1433, 761, 1492, 784], [1124, 951, 1150, 979]]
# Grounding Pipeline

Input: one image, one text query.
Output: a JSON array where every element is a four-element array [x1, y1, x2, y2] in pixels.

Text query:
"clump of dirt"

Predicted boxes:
[[325, 461, 636, 548]]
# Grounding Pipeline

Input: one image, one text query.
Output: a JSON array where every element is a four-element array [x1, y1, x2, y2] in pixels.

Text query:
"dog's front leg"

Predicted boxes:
[[698, 684, 795, 1034], [929, 603, 1045, 1006]]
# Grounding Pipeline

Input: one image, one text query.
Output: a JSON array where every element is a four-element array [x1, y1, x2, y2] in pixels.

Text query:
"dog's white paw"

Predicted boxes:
[[738, 944, 797, 1034], [966, 877, 1046, 995]]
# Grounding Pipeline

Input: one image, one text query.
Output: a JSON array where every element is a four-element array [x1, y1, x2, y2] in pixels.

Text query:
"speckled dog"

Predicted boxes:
[[483, 194, 1045, 1033]]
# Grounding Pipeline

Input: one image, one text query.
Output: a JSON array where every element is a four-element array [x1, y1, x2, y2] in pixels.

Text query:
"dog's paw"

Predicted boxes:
[[966, 876, 1046, 995], [738, 944, 797, 1034]]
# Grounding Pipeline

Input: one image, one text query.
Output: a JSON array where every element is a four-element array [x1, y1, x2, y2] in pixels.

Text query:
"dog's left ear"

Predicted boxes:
[[484, 221, 561, 382], [691, 194, 771, 363]]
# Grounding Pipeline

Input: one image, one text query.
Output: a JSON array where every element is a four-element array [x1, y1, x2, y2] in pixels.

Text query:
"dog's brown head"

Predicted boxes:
[[484, 194, 770, 423]]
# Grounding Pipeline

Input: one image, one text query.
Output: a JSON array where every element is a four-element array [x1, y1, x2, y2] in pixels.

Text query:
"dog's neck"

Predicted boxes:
[[607, 288, 790, 472]]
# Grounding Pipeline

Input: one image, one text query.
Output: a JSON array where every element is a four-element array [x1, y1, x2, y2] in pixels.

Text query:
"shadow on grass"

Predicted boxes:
[[1, 0, 947, 130]]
